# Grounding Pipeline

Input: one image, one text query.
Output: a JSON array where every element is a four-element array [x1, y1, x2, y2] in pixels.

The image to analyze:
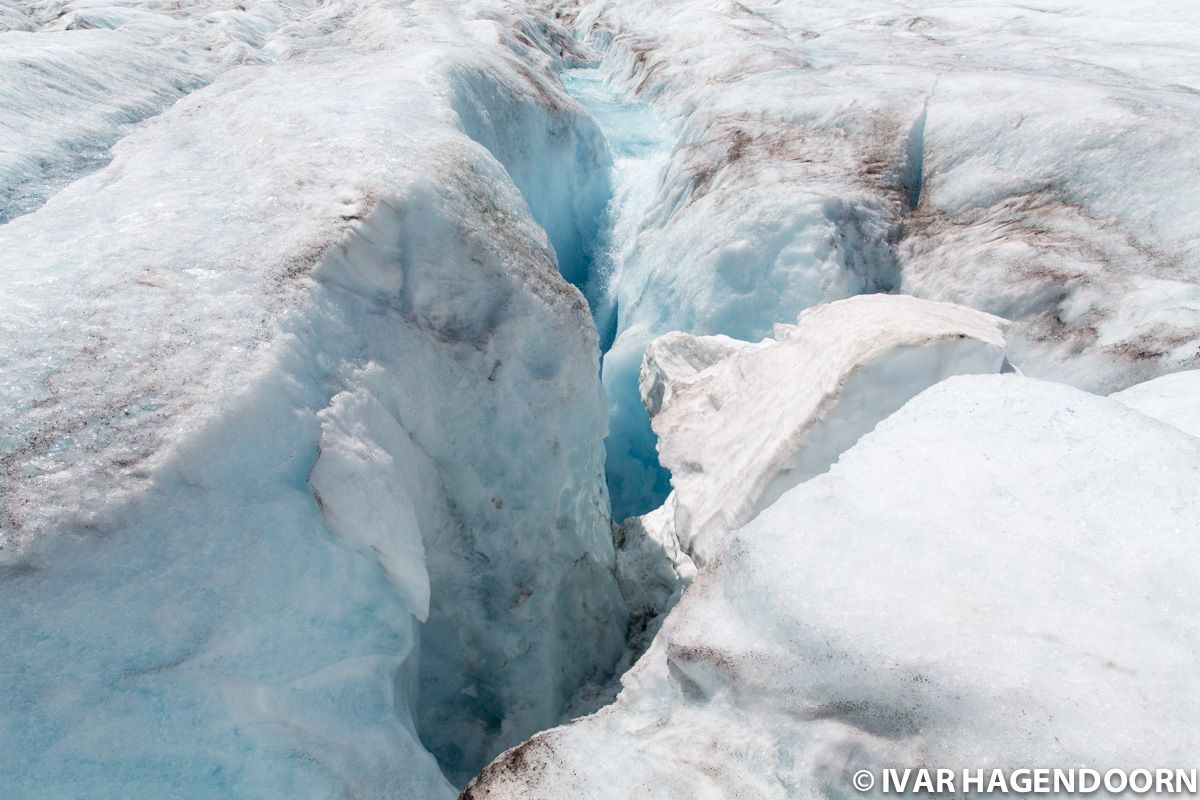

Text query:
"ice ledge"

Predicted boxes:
[[639, 294, 1009, 565]]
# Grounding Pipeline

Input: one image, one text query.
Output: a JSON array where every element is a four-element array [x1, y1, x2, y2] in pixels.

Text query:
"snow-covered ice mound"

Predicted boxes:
[[1110, 369, 1200, 439], [0, 1, 625, 794], [465, 374, 1200, 799], [639, 294, 1008, 564]]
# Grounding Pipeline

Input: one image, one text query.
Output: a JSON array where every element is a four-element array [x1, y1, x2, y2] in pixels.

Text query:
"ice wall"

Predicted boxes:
[[0, 1, 628, 794]]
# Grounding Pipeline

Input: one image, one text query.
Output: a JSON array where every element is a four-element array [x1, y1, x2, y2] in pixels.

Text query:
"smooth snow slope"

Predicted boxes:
[[0, 1, 627, 795], [465, 374, 1200, 799], [1110, 369, 1200, 439], [550, 0, 1200, 515]]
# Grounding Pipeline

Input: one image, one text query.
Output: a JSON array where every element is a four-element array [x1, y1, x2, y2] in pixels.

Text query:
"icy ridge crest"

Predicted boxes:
[[637, 294, 1008, 565]]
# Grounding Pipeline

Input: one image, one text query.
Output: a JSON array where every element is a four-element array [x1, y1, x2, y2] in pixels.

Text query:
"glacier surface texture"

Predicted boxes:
[[2, 0, 1199, 798]]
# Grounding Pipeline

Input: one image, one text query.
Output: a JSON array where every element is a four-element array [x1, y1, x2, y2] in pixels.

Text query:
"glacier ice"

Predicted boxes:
[[5, 0, 1200, 795], [465, 374, 1200, 799], [638, 294, 1008, 565], [550, 0, 1200, 521], [0, 0, 322, 223], [0, 1, 629, 794]]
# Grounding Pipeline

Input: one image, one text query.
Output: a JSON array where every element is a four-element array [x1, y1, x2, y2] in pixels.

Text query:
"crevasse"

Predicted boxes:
[[557, 67, 675, 522]]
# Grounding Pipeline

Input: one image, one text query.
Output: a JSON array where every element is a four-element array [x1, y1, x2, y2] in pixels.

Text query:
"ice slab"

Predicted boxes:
[[640, 294, 1008, 564]]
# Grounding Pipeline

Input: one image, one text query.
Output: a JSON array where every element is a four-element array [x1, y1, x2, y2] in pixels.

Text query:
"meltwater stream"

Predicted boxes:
[[560, 68, 675, 522]]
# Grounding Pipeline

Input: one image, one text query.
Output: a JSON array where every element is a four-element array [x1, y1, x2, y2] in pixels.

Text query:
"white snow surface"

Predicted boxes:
[[0, 1, 627, 795], [553, 0, 1200, 515], [1109, 369, 1200, 439], [0, 0, 315, 222], [639, 294, 1008, 565], [465, 374, 1200, 799]]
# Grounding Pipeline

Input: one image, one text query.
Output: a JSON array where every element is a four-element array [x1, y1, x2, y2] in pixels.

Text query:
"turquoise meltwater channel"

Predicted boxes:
[[560, 67, 676, 521]]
